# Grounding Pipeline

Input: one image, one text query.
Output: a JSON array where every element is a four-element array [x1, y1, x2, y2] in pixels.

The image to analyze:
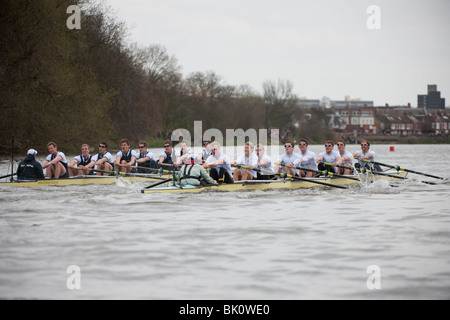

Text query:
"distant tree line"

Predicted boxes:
[[0, 0, 335, 154]]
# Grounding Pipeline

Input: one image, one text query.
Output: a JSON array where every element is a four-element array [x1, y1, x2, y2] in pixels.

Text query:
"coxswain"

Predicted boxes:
[[203, 141, 233, 183], [17, 149, 45, 181], [42, 142, 69, 179], [68, 144, 94, 177], [336, 140, 354, 175], [274, 141, 299, 176], [316, 141, 341, 173], [295, 139, 317, 177], [231, 142, 258, 181], [115, 138, 137, 173], [89, 142, 114, 175], [135, 140, 157, 173], [179, 157, 217, 187]]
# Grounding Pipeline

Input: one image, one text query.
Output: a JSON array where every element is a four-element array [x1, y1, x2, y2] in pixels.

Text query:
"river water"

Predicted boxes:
[[0, 144, 449, 300]]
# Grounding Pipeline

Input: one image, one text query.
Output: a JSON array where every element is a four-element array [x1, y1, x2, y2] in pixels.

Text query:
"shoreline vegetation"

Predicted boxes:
[[1, 0, 449, 156]]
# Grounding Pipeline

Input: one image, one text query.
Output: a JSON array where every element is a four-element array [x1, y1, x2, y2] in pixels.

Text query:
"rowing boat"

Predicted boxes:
[[0, 174, 173, 188], [141, 171, 408, 194]]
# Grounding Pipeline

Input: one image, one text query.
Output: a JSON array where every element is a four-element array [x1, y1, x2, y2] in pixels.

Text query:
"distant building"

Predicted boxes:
[[295, 98, 320, 109], [330, 97, 374, 109], [418, 84, 446, 109]]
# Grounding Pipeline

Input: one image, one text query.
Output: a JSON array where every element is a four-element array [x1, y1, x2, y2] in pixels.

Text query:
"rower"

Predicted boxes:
[[336, 140, 353, 175], [89, 142, 114, 175], [135, 140, 157, 173], [175, 141, 195, 166], [232, 142, 258, 181], [115, 138, 138, 173], [68, 144, 94, 177], [256, 144, 274, 180], [42, 142, 69, 179], [316, 141, 341, 173], [203, 141, 233, 184], [179, 157, 217, 187], [158, 140, 175, 168], [295, 139, 317, 178], [274, 141, 299, 176], [17, 149, 45, 181], [197, 140, 212, 164], [353, 140, 380, 171]]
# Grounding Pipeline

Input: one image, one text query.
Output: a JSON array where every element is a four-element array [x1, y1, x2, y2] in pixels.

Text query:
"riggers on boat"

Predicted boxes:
[[0, 174, 174, 188], [141, 171, 409, 194]]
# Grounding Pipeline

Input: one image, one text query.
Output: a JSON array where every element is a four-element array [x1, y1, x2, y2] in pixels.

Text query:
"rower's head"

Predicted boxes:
[[138, 140, 147, 153], [203, 140, 211, 151], [98, 142, 108, 154], [256, 144, 265, 157], [337, 140, 346, 152], [298, 139, 308, 153], [47, 142, 58, 155], [120, 139, 130, 153], [81, 144, 90, 156], [324, 141, 334, 153], [284, 141, 294, 155], [244, 142, 254, 157], [163, 140, 173, 153], [360, 140, 370, 153], [210, 141, 221, 157]]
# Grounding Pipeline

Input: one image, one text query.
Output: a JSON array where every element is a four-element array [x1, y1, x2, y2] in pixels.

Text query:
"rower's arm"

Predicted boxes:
[[69, 159, 78, 168]]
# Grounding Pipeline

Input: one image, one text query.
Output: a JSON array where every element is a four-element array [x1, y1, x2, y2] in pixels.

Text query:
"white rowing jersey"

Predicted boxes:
[[91, 151, 114, 165], [159, 150, 175, 163], [205, 153, 232, 175], [175, 148, 194, 159], [278, 153, 300, 174], [257, 153, 273, 170], [318, 150, 341, 164], [73, 154, 94, 166], [295, 150, 317, 170], [235, 153, 259, 178], [354, 150, 375, 168], [46, 152, 68, 164], [116, 150, 138, 160], [136, 150, 155, 161], [338, 150, 353, 166]]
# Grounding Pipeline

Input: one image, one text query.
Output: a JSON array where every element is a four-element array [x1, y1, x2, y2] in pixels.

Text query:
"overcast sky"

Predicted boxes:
[[105, 0, 450, 107]]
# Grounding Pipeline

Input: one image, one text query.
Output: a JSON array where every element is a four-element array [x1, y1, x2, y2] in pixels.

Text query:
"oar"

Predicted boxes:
[[90, 168, 173, 181], [277, 173, 349, 189], [231, 164, 276, 176], [320, 162, 354, 172], [144, 178, 173, 189], [0, 173, 16, 180], [281, 164, 360, 181], [357, 167, 407, 180], [357, 167, 437, 185], [129, 165, 178, 174], [360, 159, 445, 180]]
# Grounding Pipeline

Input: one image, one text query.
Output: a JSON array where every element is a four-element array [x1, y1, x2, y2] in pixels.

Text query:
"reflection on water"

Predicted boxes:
[[0, 145, 450, 299]]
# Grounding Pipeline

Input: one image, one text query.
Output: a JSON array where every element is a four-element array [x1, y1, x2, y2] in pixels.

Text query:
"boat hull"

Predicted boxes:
[[141, 171, 408, 194], [0, 174, 172, 188]]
